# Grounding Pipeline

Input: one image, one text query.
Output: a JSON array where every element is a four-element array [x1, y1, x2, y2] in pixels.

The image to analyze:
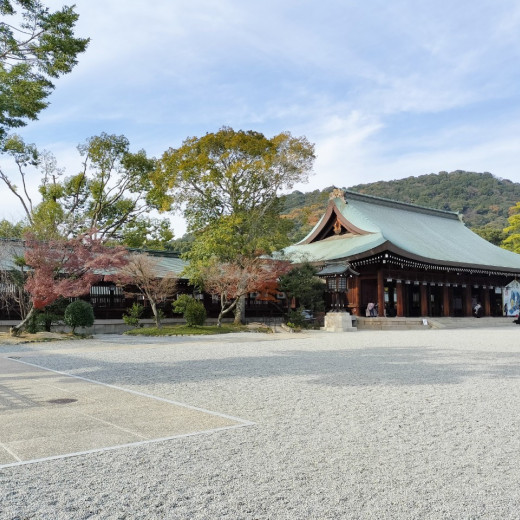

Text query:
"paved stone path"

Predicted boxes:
[[0, 355, 250, 467]]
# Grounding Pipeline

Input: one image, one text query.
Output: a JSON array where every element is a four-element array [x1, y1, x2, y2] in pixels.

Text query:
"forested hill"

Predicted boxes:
[[280, 171, 520, 244]]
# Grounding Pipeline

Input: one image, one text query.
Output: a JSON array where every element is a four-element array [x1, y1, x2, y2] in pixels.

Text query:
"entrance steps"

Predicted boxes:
[[427, 317, 516, 329], [356, 316, 517, 330], [356, 317, 428, 330]]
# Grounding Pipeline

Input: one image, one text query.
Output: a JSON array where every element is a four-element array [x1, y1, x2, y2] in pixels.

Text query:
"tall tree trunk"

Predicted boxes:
[[18, 286, 28, 319], [10, 304, 36, 336], [234, 295, 245, 325], [217, 294, 226, 327], [151, 300, 161, 328], [219, 294, 239, 327]]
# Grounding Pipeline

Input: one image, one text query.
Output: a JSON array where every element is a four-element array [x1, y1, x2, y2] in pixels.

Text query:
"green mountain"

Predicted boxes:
[[281, 171, 520, 245]]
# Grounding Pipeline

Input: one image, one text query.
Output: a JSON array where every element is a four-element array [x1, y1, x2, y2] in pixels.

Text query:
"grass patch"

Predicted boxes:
[[0, 331, 89, 345], [124, 324, 249, 336]]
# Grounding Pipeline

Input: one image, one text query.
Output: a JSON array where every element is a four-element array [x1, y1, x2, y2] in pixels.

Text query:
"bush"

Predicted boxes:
[[172, 294, 194, 315], [38, 297, 68, 332], [123, 303, 144, 328], [173, 295, 206, 326], [287, 308, 312, 329], [24, 298, 68, 333], [25, 312, 40, 334], [64, 300, 95, 333], [184, 299, 206, 327]]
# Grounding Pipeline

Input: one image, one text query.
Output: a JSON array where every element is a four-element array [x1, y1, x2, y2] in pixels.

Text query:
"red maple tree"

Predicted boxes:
[[201, 258, 290, 326], [11, 232, 128, 334]]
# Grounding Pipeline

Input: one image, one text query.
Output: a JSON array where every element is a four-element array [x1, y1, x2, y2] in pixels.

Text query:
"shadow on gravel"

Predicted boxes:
[[15, 345, 520, 388], [0, 343, 41, 354]]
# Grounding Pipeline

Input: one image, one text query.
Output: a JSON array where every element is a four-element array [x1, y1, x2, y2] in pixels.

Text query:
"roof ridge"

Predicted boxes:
[[344, 190, 461, 220], [0, 237, 24, 243], [127, 248, 182, 258]]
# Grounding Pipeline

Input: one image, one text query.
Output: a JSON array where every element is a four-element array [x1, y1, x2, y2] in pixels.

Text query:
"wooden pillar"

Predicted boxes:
[[420, 284, 428, 316], [348, 276, 360, 316], [483, 289, 491, 317], [443, 285, 450, 317], [464, 285, 472, 317], [377, 270, 385, 317], [396, 281, 404, 317]]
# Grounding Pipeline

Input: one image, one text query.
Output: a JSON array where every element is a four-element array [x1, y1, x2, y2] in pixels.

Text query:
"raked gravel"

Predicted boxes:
[[2, 327, 520, 519]]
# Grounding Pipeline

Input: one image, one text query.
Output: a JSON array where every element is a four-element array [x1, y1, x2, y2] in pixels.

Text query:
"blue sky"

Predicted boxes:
[[3, 0, 520, 235]]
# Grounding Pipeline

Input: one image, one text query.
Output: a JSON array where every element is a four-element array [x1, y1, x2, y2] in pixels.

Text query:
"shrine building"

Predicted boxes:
[[283, 189, 520, 318]]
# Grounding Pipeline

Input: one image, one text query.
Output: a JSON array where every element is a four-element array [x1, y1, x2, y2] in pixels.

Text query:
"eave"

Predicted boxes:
[[348, 243, 520, 276]]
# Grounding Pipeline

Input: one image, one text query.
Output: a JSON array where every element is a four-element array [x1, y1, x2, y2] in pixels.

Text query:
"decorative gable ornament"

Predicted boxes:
[[329, 188, 345, 200], [333, 219, 342, 235]]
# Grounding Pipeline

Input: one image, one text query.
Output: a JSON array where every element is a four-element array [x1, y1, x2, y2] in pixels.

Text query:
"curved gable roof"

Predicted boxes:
[[285, 190, 520, 272]]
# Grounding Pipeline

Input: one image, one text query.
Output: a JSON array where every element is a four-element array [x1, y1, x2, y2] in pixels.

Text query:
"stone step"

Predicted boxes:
[[356, 316, 517, 330], [428, 317, 516, 329], [356, 317, 427, 330]]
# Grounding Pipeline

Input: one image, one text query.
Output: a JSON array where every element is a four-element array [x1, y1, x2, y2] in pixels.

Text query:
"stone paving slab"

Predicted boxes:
[[0, 356, 250, 467]]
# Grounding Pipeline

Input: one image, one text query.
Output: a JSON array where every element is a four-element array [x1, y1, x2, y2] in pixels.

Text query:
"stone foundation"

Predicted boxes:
[[323, 312, 357, 332]]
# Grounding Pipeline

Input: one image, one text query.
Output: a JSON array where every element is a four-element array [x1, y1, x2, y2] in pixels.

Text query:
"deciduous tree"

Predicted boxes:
[[0, 241, 31, 319], [1, 133, 174, 244], [0, 219, 25, 239], [151, 127, 315, 232], [200, 258, 290, 326], [502, 202, 520, 253], [11, 231, 128, 334], [0, 0, 89, 138], [115, 253, 178, 328], [152, 127, 314, 321], [473, 226, 506, 246], [0, 2, 88, 232], [151, 127, 314, 265]]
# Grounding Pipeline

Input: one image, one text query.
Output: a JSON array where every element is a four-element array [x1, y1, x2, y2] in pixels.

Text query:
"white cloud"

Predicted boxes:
[[3, 0, 520, 233]]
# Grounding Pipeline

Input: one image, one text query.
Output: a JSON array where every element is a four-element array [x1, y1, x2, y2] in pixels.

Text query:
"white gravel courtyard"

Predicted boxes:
[[2, 327, 520, 519]]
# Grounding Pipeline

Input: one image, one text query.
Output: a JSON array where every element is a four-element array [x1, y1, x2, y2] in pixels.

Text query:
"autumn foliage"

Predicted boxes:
[[23, 232, 128, 309], [200, 258, 290, 325], [115, 253, 178, 327]]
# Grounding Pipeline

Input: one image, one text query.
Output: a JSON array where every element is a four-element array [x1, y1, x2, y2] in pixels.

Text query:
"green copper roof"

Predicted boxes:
[[0, 239, 188, 277], [0, 239, 25, 271], [285, 232, 386, 262], [317, 262, 359, 276], [284, 190, 520, 272], [144, 254, 187, 277]]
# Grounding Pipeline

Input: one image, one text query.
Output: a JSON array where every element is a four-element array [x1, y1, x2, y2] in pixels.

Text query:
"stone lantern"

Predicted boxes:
[[317, 262, 359, 312], [317, 262, 358, 332]]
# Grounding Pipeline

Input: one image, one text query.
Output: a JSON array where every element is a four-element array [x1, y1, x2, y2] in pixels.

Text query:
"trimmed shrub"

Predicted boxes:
[[184, 299, 206, 327], [64, 300, 95, 333], [172, 294, 194, 315], [173, 295, 206, 327]]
